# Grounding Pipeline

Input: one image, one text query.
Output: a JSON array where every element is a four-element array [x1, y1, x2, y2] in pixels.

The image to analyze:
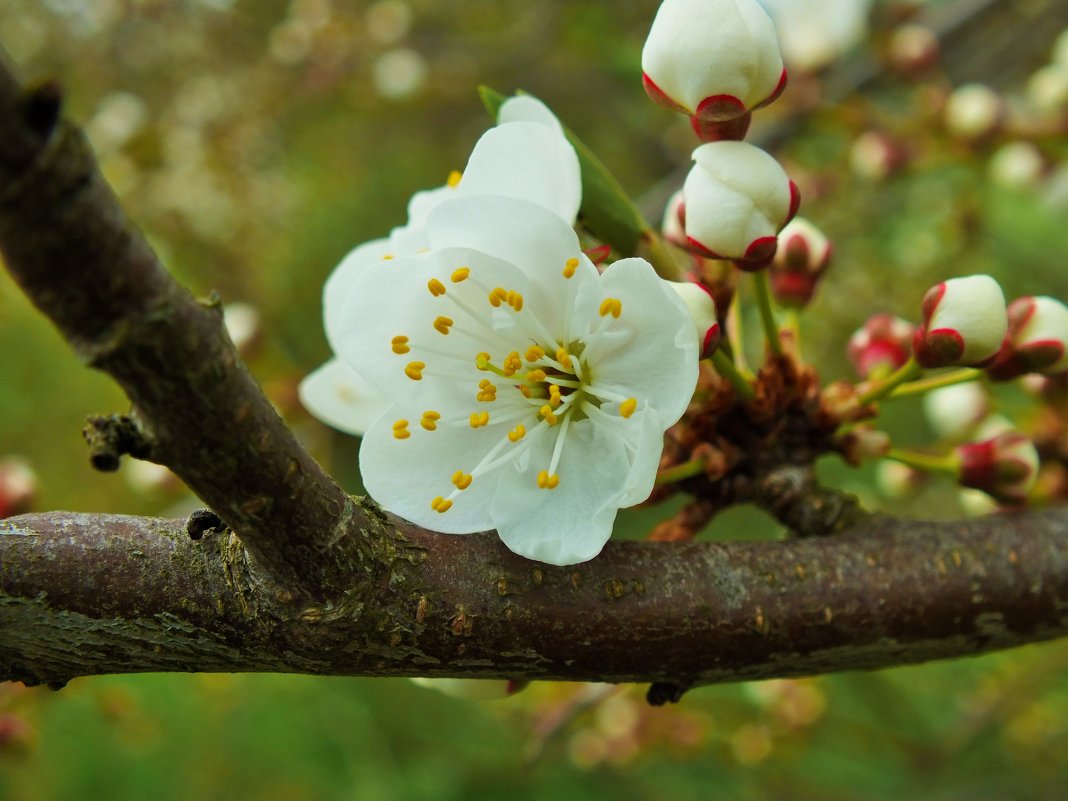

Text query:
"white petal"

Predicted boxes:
[[456, 122, 581, 224], [359, 401, 505, 534], [581, 258, 699, 429], [298, 359, 389, 436], [389, 185, 457, 253], [323, 238, 393, 354], [498, 95, 566, 135], [425, 195, 595, 336], [491, 418, 631, 565], [930, 275, 1007, 364]]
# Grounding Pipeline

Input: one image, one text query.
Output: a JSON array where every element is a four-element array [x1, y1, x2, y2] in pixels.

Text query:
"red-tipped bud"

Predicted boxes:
[[848, 314, 915, 379], [986, 296, 1068, 380], [768, 216, 832, 307], [661, 189, 688, 249], [668, 281, 721, 359], [642, 0, 786, 139], [913, 275, 1007, 368], [682, 141, 798, 270], [957, 431, 1039, 506]]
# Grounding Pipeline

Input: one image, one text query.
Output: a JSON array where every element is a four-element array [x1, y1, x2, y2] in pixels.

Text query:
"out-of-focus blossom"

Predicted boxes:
[[943, 83, 1004, 141], [409, 678, 526, 700], [887, 23, 940, 76], [1027, 64, 1068, 115], [957, 430, 1039, 505], [912, 275, 1007, 368], [0, 457, 38, 518], [642, 0, 786, 141], [681, 141, 799, 268], [986, 296, 1068, 380], [372, 48, 428, 100], [847, 313, 914, 379], [849, 131, 906, 181], [758, 0, 872, 73], [923, 382, 988, 440], [768, 216, 832, 307], [988, 141, 1045, 189]]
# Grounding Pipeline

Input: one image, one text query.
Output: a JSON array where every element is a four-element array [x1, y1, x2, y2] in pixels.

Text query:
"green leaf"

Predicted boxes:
[[477, 86, 679, 278]]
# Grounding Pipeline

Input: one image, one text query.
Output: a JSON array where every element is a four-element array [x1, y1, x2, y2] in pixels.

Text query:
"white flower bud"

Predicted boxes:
[[682, 141, 799, 268], [957, 431, 1039, 506], [768, 216, 832, 307], [1027, 64, 1068, 114], [923, 382, 988, 440], [667, 281, 721, 358], [642, 0, 786, 140], [943, 83, 1004, 141], [913, 275, 1007, 368], [987, 296, 1068, 380], [660, 188, 687, 248]]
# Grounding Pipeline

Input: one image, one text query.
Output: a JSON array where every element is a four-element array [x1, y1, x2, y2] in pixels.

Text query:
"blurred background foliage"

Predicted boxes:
[[3, 0, 1068, 798]]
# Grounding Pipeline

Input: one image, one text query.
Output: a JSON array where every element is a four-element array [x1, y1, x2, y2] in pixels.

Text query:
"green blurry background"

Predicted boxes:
[[2, 1, 1068, 799]]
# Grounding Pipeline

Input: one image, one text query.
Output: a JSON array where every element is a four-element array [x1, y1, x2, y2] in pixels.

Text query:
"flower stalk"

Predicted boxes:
[[888, 368, 982, 400], [751, 269, 783, 358], [856, 356, 922, 407]]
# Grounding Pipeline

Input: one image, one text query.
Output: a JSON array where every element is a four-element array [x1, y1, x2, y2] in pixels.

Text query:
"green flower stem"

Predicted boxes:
[[885, 448, 961, 479], [642, 230, 684, 282], [751, 270, 783, 358], [856, 357, 922, 407], [784, 307, 802, 361], [726, 294, 754, 379], [712, 350, 756, 402], [655, 457, 707, 486], [888, 368, 983, 399]]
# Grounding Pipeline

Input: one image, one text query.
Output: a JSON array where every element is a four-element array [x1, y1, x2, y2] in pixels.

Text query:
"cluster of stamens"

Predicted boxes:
[[385, 256, 639, 514]]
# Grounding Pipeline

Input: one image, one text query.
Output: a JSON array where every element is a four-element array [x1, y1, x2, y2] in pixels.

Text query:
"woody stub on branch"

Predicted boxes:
[[2, 0, 1068, 706]]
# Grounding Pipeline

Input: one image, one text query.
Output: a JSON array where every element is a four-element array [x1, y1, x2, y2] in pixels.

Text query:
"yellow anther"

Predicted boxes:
[[451, 266, 470, 283], [391, 335, 410, 354], [431, 496, 453, 513], [451, 470, 473, 490], [540, 405, 558, 426], [428, 278, 446, 297], [447, 169, 463, 188], [562, 257, 579, 278], [519, 385, 532, 398], [479, 379, 495, 390], [526, 369, 547, 383], [488, 287, 508, 308], [503, 351, 522, 376], [476, 378, 497, 403], [469, 411, 490, 428], [537, 470, 560, 490], [508, 424, 526, 443], [475, 351, 491, 370], [599, 298, 622, 318], [525, 345, 545, 362], [392, 419, 410, 440], [433, 315, 454, 335], [549, 384, 562, 407], [507, 291, 524, 311], [620, 398, 638, 419], [405, 361, 426, 381], [382, 254, 395, 261], [420, 410, 441, 431], [555, 347, 573, 370]]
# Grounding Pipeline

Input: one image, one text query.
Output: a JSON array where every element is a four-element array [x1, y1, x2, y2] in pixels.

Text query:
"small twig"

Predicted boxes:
[[81, 414, 153, 472]]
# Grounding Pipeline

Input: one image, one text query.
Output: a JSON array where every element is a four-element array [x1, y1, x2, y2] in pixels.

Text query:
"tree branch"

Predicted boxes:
[[0, 52, 373, 600], [3, 509, 1067, 692]]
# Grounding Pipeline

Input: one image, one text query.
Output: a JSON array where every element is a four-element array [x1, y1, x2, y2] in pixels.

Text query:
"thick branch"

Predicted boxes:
[[3, 509, 1067, 690], [0, 54, 370, 599]]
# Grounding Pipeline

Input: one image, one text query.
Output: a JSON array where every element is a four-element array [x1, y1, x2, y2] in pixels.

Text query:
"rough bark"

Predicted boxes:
[[3, 509, 1068, 693]]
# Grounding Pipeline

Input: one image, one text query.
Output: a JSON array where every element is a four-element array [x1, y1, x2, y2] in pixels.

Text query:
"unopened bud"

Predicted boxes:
[[988, 141, 1045, 189], [642, 0, 786, 141], [986, 295, 1068, 380], [887, 23, 940, 76], [223, 302, 264, 359], [682, 141, 799, 269], [768, 216, 832, 307], [1027, 64, 1068, 115], [850, 131, 906, 182], [943, 83, 1004, 141], [957, 431, 1039, 506], [661, 189, 687, 248], [913, 275, 1007, 368], [667, 280, 721, 358], [848, 313, 915, 379], [923, 382, 988, 440]]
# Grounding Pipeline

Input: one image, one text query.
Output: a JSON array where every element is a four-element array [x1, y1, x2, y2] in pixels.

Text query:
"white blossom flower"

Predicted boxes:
[[333, 195, 700, 565], [300, 96, 580, 435], [913, 275, 1007, 368], [642, 0, 786, 137], [681, 141, 799, 267]]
